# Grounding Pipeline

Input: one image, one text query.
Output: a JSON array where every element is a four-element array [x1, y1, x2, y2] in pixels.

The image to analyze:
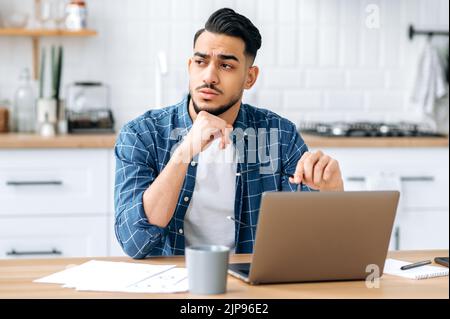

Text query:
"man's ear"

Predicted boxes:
[[187, 57, 192, 71], [244, 66, 259, 90]]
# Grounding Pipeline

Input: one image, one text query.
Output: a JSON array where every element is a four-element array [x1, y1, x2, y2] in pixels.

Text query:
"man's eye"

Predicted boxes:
[[195, 60, 205, 65], [221, 64, 233, 69]]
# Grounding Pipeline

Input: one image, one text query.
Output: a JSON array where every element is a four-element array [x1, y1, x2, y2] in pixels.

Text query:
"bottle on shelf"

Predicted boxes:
[[13, 68, 36, 133]]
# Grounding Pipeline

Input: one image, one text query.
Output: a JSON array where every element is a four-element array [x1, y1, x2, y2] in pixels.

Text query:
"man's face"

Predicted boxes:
[[188, 31, 256, 116]]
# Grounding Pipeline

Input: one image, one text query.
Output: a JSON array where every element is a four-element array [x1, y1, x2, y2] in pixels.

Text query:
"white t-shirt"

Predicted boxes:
[[184, 138, 237, 250]]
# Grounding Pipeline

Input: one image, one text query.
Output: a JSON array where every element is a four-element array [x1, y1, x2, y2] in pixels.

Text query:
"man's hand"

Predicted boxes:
[[289, 151, 344, 191], [177, 111, 233, 162]]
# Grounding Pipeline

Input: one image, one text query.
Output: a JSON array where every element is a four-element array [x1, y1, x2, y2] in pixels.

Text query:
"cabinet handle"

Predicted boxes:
[[346, 177, 366, 182], [6, 249, 62, 256], [6, 181, 63, 186], [400, 176, 435, 182], [346, 176, 435, 182], [394, 227, 400, 251]]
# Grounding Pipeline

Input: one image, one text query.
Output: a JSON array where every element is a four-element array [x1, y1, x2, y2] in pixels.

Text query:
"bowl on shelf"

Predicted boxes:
[[3, 12, 29, 28]]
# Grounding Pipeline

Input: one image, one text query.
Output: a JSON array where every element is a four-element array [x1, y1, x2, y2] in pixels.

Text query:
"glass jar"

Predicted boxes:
[[13, 68, 36, 133], [65, 0, 87, 30]]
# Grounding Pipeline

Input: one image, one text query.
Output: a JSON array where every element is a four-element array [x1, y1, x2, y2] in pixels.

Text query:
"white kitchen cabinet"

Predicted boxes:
[[311, 147, 449, 250], [399, 210, 449, 250], [0, 149, 112, 258], [0, 150, 109, 216], [0, 216, 108, 259], [108, 151, 127, 256]]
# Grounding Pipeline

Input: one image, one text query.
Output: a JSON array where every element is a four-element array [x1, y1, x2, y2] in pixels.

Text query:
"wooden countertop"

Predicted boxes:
[[0, 250, 447, 299], [0, 133, 448, 149], [302, 134, 449, 148], [0, 133, 116, 149]]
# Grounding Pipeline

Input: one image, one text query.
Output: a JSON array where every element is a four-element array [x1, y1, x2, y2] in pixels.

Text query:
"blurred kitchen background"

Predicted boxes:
[[0, 0, 448, 258]]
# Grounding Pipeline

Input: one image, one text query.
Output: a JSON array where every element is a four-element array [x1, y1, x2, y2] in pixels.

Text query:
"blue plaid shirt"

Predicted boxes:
[[114, 95, 313, 259]]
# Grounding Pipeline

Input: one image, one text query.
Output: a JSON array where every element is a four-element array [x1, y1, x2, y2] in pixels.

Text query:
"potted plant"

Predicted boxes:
[[36, 45, 64, 136]]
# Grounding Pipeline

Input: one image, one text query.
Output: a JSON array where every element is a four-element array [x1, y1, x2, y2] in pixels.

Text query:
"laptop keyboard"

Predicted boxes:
[[229, 263, 251, 276]]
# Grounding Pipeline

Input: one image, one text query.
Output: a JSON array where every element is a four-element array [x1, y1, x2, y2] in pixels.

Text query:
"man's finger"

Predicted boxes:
[[294, 161, 304, 184], [313, 155, 331, 186], [323, 159, 338, 182], [303, 151, 322, 184], [292, 151, 312, 184], [205, 113, 228, 130], [222, 124, 233, 146]]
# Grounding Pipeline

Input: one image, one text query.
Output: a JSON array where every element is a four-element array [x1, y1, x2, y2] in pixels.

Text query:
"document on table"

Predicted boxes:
[[384, 258, 449, 280], [34, 260, 188, 293]]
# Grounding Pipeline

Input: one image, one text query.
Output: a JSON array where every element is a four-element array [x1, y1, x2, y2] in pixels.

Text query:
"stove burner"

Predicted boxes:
[[299, 122, 445, 138]]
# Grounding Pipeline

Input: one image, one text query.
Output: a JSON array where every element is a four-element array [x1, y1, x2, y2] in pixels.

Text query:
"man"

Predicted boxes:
[[114, 8, 344, 259]]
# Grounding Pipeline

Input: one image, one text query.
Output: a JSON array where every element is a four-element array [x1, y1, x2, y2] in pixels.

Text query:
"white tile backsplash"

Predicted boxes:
[[278, 0, 297, 24], [347, 70, 386, 89], [318, 26, 339, 66], [324, 91, 365, 110], [0, 0, 448, 130], [277, 25, 297, 67], [261, 69, 304, 89], [306, 69, 346, 89], [284, 90, 323, 110]]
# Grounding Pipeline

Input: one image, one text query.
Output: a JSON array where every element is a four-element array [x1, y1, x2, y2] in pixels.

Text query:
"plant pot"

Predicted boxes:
[[37, 98, 57, 136], [37, 98, 57, 124]]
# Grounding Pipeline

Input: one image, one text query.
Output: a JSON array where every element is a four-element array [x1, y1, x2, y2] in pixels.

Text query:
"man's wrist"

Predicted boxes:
[[172, 142, 193, 164]]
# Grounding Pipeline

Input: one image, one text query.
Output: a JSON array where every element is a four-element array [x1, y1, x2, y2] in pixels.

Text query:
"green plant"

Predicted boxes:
[[39, 47, 46, 99], [51, 45, 63, 100], [38, 45, 63, 100]]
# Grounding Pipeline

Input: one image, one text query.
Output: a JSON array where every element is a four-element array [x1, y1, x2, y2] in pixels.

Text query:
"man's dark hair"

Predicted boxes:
[[193, 8, 262, 64]]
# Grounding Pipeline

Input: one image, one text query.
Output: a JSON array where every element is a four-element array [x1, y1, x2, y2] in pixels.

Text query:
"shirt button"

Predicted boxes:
[[191, 161, 196, 167], [179, 228, 183, 234], [184, 196, 190, 202]]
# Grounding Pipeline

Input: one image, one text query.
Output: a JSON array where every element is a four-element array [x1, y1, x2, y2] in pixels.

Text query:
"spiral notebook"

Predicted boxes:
[[384, 258, 449, 280]]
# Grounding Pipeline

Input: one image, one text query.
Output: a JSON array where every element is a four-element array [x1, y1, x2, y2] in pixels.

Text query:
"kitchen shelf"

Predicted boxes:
[[0, 133, 116, 149], [0, 28, 97, 37], [0, 28, 97, 80]]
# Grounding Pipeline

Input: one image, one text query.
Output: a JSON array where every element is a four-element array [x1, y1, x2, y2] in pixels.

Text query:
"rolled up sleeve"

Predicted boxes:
[[114, 124, 168, 259]]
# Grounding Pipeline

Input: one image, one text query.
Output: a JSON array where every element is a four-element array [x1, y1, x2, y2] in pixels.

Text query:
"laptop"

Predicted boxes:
[[228, 191, 400, 285]]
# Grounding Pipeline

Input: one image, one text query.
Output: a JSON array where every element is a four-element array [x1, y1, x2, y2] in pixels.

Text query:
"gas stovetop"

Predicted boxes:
[[298, 122, 446, 138]]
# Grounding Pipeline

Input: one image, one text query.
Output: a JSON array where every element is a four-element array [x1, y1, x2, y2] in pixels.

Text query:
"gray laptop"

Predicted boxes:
[[228, 191, 400, 285]]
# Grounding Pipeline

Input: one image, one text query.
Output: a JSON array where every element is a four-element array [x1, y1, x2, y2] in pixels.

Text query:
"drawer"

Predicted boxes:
[[400, 169, 449, 210], [0, 150, 110, 216], [397, 210, 449, 250], [0, 216, 108, 259]]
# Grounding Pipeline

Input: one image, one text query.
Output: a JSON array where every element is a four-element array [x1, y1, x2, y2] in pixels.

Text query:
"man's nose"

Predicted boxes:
[[202, 64, 219, 85]]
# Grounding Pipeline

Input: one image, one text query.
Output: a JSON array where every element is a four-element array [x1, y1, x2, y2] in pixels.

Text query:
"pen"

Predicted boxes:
[[235, 169, 300, 191], [400, 260, 432, 270], [236, 169, 294, 178], [226, 216, 248, 226]]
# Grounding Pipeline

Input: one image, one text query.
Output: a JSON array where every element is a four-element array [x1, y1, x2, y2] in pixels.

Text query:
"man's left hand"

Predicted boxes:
[[289, 151, 344, 191]]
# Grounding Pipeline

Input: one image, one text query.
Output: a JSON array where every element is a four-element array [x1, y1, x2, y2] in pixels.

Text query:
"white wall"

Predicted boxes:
[[0, 0, 448, 130]]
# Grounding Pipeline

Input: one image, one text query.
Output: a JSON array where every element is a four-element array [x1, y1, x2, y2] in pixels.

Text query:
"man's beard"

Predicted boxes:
[[190, 89, 243, 117]]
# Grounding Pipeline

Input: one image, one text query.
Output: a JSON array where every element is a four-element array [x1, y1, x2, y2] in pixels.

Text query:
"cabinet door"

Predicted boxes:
[[0, 150, 109, 216], [398, 210, 449, 250], [108, 150, 127, 256], [0, 216, 108, 259], [310, 147, 449, 251]]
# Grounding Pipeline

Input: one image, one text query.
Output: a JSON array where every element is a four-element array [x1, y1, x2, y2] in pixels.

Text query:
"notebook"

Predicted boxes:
[[384, 258, 449, 280]]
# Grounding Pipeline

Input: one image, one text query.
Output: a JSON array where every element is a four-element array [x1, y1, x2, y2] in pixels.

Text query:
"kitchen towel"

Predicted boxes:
[[411, 39, 447, 115]]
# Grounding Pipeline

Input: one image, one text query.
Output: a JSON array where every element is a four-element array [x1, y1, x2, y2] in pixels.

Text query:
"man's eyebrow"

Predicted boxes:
[[218, 54, 240, 63], [193, 52, 240, 63]]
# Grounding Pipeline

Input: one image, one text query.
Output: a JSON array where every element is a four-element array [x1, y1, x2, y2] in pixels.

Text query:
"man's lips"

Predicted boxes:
[[198, 89, 220, 99]]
